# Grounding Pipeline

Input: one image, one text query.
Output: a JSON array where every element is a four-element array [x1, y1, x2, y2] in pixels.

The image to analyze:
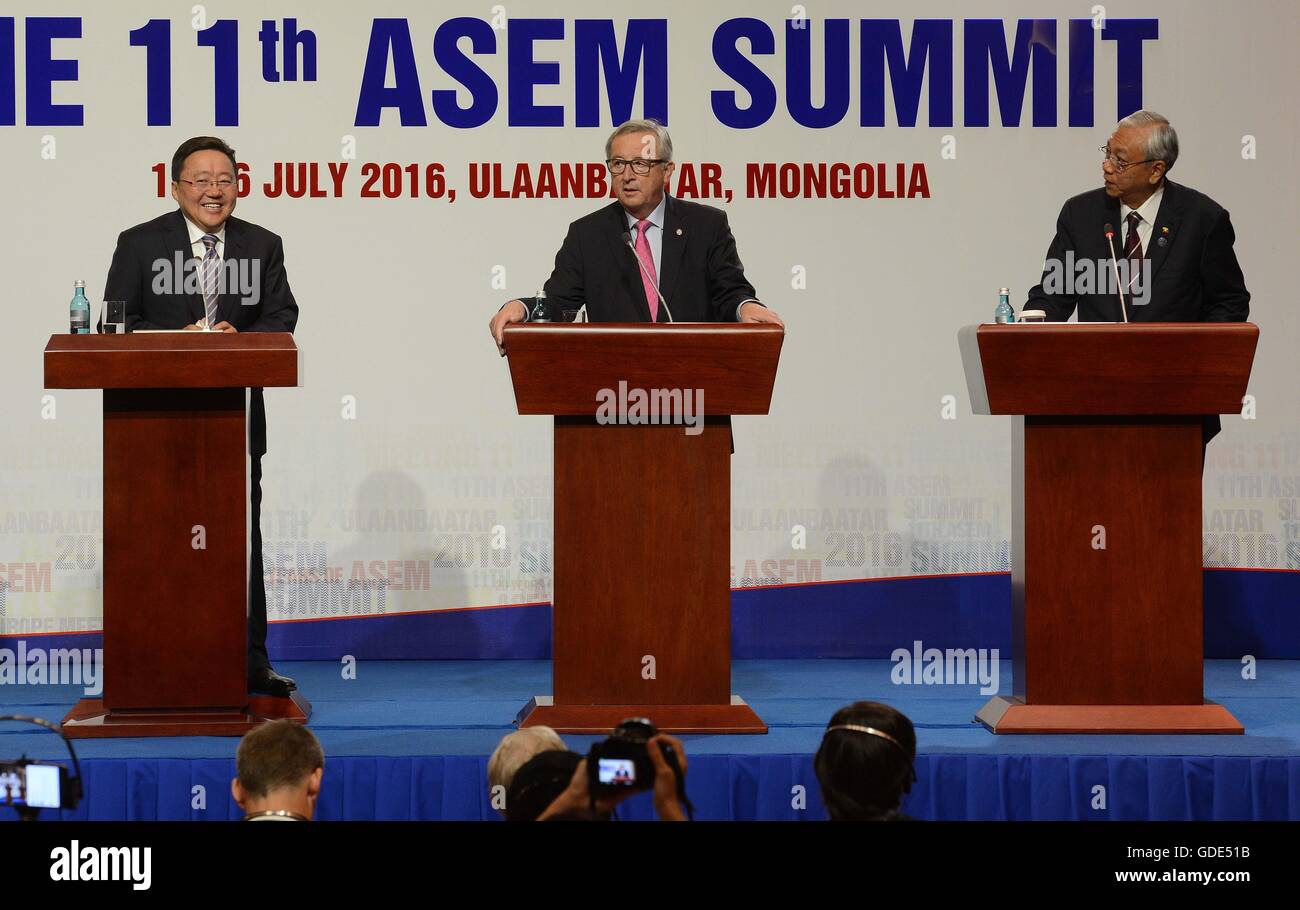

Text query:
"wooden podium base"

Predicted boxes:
[[976, 696, 1244, 734], [516, 696, 767, 734], [60, 692, 312, 739]]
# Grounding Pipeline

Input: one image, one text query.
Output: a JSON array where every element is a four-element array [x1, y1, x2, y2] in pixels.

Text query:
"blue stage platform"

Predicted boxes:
[[3, 659, 1298, 821]]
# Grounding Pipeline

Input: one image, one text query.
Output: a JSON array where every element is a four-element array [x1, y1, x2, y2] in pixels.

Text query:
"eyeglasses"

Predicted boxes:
[[1099, 147, 1157, 173], [606, 158, 667, 176], [178, 178, 235, 192]]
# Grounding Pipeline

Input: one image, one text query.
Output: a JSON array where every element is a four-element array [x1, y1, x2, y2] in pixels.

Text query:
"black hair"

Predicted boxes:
[[814, 701, 917, 821], [505, 750, 583, 821], [171, 136, 237, 182]]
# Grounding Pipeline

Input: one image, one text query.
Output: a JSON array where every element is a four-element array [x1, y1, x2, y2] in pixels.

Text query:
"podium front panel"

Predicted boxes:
[[103, 388, 248, 709]]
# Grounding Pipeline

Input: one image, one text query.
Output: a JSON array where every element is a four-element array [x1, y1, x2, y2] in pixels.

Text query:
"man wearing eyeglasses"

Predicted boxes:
[[489, 118, 782, 353], [1023, 111, 1250, 445], [103, 136, 300, 697], [1025, 110, 1249, 326]]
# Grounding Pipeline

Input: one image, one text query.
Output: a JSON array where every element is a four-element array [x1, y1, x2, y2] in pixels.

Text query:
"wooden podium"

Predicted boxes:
[[44, 333, 309, 738], [959, 322, 1258, 734], [504, 323, 783, 733]]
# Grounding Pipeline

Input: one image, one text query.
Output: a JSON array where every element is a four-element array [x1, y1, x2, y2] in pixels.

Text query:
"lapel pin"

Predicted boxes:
[[676, 228, 683, 236]]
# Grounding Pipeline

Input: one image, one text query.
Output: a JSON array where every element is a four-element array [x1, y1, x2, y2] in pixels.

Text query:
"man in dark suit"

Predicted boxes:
[[1024, 110, 1250, 443], [489, 119, 782, 349], [103, 136, 299, 697]]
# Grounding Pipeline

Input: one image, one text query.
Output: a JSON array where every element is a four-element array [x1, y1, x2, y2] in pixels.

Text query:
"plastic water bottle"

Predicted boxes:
[[993, 287, 1014, 324], [530, 289, 551, 322], [69, 280, 91, 334]]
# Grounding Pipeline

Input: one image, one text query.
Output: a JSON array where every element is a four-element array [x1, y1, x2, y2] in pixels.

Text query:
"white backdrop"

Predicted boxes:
[[1, 0, 1296, 640]]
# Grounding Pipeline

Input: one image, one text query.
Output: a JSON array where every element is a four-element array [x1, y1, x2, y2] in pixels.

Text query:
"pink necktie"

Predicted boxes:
[[634, 219, 659, 322]]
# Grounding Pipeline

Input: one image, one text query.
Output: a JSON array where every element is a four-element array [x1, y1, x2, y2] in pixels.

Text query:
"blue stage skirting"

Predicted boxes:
[[4, 660, 1298, 822], [40, 753, 1300, 822], [5, 568, 1297, 661]]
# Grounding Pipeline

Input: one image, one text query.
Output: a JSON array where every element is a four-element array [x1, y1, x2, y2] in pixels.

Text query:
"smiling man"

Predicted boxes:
[[103, 136, 299, 697], [489, 119, 781, 352]]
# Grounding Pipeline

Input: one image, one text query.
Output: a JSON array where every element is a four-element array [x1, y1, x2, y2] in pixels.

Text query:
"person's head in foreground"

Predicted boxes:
[[488, 726, 566, 815], [232, 720, 325, 821], [506, 750, 586, 821], [815, 701, 917, 821]]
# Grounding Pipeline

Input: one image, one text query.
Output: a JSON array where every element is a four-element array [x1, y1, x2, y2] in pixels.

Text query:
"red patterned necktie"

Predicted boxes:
[[633, 219, 659, 322]]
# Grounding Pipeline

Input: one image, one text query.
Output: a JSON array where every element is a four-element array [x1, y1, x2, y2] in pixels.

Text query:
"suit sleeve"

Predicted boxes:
[[105, 231, 162, 332], [247, 235, 299, 333], [706, 211, 758, 322], [1199, 210, 1250, 323], [1024, 203, 1079, 322], [541, 222, 586, 309]]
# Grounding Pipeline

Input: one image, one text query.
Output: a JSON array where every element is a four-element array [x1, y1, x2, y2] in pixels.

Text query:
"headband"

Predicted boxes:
[[825, 724, 906, 752]]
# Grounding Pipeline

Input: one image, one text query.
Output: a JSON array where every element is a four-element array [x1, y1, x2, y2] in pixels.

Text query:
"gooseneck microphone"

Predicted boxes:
[[622, 226, 675, 323], [1102, 223, 1130, 324]]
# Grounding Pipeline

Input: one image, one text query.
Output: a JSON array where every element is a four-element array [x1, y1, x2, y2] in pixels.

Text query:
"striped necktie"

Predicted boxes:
[[201, 233, 221, 329], [1123, 211, 1143, 293]]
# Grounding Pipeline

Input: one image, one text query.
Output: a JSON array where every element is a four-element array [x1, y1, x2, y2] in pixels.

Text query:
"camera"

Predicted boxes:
[[1, 759, 77, 813], [586, 718, 682, 798], [0, 715, 85, 820]]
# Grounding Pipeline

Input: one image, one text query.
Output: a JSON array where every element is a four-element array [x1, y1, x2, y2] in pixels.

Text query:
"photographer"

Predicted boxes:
[[537, 733, 689, 821]]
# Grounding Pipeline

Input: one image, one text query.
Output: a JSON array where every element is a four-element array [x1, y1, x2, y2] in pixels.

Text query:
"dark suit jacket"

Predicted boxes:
[[1024, 180, 1250, 440], [103, 209, 299, 454], [1026, 180, 1249, 321], [540, 195, 759, 321]]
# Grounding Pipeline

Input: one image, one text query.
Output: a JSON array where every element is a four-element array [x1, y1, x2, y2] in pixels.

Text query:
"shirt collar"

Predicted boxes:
[[1121, 184, 1164, 225], [624, 194, 668, 232], [182, 212, 226, 246]]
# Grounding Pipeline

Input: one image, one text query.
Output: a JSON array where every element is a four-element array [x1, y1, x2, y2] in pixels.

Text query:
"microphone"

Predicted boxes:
[[622, 226, 675, 323], [1102, 223, 1130, 324]]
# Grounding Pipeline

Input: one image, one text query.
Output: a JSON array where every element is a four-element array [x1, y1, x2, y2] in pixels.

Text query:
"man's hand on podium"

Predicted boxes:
[[740, 301, 783, 327], [489, 300, 528, 357], [183, 321, 238, 333]]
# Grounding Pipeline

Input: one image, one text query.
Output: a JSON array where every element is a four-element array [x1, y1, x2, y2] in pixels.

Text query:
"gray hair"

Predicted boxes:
[[487, 726, 566, 800], [1118, 110, 1179, 172], [605, 118, 673, 162]]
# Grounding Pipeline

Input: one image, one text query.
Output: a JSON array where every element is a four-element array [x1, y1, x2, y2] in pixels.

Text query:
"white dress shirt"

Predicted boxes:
[[183, 214, 226, 263], [183, 215, 226, 326], [1120, 184, 1164, 255]]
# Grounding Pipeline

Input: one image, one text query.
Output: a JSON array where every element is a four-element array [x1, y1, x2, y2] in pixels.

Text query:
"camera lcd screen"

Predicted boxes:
[[21, 765, 61, 809], [597, 758, 637, 786]]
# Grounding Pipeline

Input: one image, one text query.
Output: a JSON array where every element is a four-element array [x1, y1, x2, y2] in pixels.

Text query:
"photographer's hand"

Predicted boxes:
[[647, 734, 689, 821], [536, 759, 634, 820]]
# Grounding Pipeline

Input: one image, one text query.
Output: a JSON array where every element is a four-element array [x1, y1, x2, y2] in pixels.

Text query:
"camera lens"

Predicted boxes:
[[612, 718, 657, 741]]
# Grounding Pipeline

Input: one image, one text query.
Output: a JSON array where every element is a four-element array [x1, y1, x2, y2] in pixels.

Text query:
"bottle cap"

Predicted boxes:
[[74, 280, 86, 288], [998, 287, 1009, 294]]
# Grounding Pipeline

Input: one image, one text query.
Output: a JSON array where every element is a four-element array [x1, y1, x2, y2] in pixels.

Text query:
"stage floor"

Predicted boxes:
[[4, 660, 1298, 820]]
